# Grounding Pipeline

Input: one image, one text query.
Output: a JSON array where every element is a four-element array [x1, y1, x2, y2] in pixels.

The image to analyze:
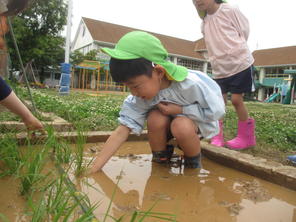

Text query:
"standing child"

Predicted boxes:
[[192, 0, 256, 149], [90, 31, 225, 173]]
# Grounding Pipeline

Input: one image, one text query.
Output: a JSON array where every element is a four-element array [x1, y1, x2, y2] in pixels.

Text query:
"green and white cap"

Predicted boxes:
[[101, 31, 188, 81]]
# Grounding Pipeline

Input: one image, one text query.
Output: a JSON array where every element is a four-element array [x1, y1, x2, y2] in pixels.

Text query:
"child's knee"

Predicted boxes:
[[171, 117, 196, 139], [147, 110, 170, 131]]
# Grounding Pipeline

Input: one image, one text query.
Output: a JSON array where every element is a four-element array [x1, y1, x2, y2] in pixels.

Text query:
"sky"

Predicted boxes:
[[69, 0, 296, 52]]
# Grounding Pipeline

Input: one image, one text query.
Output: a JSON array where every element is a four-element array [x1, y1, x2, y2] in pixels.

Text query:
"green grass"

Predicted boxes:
[[224, 102, 296, 151], [28, 174, 98, 222], [18, 144, 49, 196], [3, 86, 296, 164], [16, 87, 124, 131], [0, 134, 22, 177], [223, 102, 296, 163], [14, 87, 296, 152]]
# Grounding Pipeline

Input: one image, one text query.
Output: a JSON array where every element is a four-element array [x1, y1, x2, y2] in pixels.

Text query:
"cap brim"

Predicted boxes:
[[101, 47, 140, 60], [160, 61, 188, 82]]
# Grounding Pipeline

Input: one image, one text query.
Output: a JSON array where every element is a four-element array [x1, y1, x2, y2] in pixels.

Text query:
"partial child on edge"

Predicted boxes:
[[90, 31, 225, 173]]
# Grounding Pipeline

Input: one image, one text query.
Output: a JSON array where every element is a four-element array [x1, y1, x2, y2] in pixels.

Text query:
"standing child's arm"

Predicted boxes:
[[231, 6, 250, 40], [90, 125, 131, 173]]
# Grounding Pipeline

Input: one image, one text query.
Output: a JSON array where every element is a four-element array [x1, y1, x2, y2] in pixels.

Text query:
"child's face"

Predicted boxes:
[[192, 0, 217, 12], [125, 70, 163, 100]]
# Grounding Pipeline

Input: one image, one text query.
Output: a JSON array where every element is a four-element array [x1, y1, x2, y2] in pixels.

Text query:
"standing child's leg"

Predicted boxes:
[[211, 93, 227, 147], [171, 116, 201, 168], [147, 109, 173, 163], [226, 94, 256, 149], [210, 119, 225, 147]]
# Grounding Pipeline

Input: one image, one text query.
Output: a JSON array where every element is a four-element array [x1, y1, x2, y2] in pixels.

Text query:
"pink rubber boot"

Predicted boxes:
[[210, 120, 225, 147], [226, 118, 256, 150]]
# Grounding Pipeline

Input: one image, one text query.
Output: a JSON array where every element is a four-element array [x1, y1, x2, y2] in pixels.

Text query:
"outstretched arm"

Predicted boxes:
[[90, 125, 131, 173], [0, 90, 43, 131]]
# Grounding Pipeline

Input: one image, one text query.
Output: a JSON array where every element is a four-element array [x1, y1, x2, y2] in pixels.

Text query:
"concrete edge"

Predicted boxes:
[[9, 130, 296, 191], [0, 121, 73, 132]]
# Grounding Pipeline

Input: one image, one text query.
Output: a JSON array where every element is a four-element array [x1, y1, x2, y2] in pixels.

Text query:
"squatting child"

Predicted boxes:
[[90, 31, 225, 173]]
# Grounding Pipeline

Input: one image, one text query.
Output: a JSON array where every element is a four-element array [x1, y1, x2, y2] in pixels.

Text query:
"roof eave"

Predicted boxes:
[[255, 63, 296, 68]]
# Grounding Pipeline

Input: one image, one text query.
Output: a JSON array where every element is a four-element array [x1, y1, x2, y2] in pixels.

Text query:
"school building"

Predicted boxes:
[[72, 17, 296, 101], [252, 46, 296, 101]]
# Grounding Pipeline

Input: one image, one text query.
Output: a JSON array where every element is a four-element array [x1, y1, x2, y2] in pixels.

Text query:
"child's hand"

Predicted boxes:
[[88, 159, 103, 174], [157, 102, 182, 116], [23, 115, 46, 137]]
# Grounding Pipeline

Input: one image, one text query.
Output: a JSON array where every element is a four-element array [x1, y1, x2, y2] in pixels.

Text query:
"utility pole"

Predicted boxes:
[[65, 0, 73, 63], [59, 0, 73, 95]]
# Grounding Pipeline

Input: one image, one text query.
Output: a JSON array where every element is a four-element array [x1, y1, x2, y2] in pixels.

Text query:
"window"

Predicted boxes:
[[82, 26, 85, 37], [177, 58, 203, 71], [265, 66, 289, 78]]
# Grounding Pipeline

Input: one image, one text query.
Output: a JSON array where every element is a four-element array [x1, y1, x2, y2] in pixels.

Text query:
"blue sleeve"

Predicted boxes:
[[0, 76, 12, 101], [118, 95, 150, 135], [181, 75, 225, 123]]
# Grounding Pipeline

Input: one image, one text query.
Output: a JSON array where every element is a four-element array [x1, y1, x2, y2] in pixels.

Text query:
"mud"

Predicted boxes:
[[0, 177, 28, 221], [80, 141, 296, 222], [1, 141, 295, 222]]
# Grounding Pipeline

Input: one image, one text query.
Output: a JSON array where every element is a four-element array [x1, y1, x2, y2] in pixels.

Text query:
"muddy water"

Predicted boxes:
[[81, 141, 296, 222], [0, 177, 28, 221], [1, 141, 295, 222]]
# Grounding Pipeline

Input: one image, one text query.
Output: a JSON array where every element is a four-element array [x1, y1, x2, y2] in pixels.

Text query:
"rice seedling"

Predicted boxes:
[[28, 195, 48, 222], [27, 173, 99, 222], [44, 126, 72, 165], [72, 128, 89, 176], [18, 144, 49, 196], [0, 213, 10, 222], [0, 134, 23, 177]]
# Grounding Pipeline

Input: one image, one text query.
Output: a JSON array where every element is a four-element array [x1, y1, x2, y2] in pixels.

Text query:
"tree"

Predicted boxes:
[[6, 0, 67, 71], [70, 49, 100, 66]]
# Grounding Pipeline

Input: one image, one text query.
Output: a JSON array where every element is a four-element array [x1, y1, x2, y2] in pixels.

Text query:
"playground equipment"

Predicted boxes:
[[264, 70, 296, 104], [71, 60, 126, 92], [264, 92, 280, 103], [264, 83, 288, 103], [283, 69, 296, 104]]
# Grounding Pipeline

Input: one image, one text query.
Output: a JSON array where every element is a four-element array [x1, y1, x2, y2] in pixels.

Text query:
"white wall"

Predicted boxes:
[[72, 21, 94, 52]]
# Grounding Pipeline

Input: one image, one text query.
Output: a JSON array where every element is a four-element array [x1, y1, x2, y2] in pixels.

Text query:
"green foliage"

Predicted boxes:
[[70, 49, 100, 65], [73, 129, 87, 176], [45, 126, 71, 164], [6, 0, 67, 70], [18, 144, 49, 196], [17, 87, 123, 131], [0, 213, 10, 222], [28, 174, 98, 221], [70, 50, 84, 66], [0, 135, 22, 177], [224, 102, 296, 152]]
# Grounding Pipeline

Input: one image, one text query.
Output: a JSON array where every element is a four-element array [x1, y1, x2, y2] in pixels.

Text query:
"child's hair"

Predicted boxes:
[[109, 57, 154, 83], [215, 0, 224, 3]]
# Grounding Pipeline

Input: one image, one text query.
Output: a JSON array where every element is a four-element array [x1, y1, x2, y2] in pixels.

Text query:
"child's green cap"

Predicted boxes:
[[101, 31, 188, 82]]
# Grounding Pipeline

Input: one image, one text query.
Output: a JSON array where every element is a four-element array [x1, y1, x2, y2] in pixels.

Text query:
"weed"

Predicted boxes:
[[0, 134, 22, 177]]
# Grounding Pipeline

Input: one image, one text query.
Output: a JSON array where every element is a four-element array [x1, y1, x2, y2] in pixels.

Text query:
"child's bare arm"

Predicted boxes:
[[90, 125, 131, 173]]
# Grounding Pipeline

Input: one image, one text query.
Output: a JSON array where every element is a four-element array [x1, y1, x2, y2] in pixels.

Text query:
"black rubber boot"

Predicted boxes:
[[152, 144, 174, 163], [184, 153, 202, 168]]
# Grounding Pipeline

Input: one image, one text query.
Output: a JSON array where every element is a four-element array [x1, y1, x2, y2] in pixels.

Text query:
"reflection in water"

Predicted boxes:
[[80, 142, 296, 222]]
